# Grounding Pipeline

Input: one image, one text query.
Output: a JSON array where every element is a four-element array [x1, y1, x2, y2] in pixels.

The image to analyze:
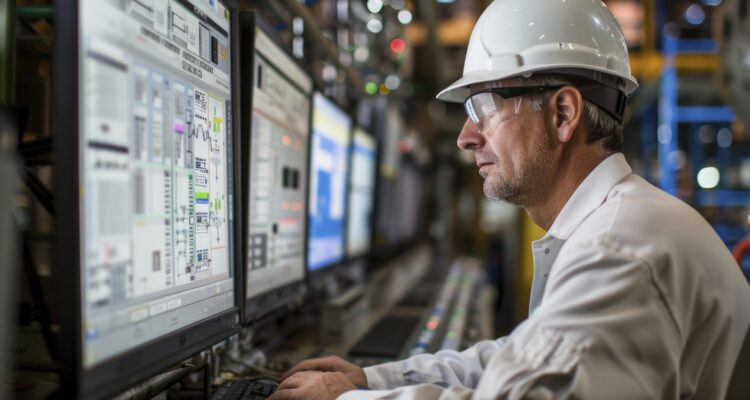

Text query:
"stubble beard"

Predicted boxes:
[[482, 125, 554, 207]]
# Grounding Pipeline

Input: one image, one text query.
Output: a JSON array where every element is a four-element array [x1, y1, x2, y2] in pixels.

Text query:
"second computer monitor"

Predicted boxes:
[[346, 128, 377, 258], [241, 14, 311, 319], [307, 93, 352, 272]]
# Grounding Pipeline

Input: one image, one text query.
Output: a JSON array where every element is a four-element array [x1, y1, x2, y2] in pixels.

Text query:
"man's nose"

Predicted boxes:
[[457, 118, 484, 151]]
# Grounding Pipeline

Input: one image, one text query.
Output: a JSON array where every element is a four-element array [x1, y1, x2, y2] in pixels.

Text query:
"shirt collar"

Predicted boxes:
[[546, 153, 632, 240]]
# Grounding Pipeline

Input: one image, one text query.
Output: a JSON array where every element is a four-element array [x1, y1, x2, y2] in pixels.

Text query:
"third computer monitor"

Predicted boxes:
[[346, 128, 377, 258], [307, 93, 352, 272], [242, 14, 311, 319]]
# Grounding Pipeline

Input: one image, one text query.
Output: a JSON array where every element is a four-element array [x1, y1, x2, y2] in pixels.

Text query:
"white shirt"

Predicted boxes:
[[339, 153, 750, 400]]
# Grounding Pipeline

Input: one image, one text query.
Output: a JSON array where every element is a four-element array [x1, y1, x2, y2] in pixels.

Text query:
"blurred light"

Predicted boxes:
[[668, 150, 687, 170], [697, 167, 720, 189], [391, 0, 406, 10], [292, 17, 304, 35], [717, 128, 733, 148], [658, 124, 672, 144], [366, 18, 383, 33], [740, 160, 750, 188], [385, 74, 401, 90], [379, 83, 390, 95], [354, 47, 370, 63], [436, 0, 456, 3], [699, 125, 716, 144], [322, 64, 337, 82], [365, 82, 378, 94], [702, 0, 722, 6], [293, 37, 304, 59], [367, 0, 383, 13], [685, 4, 706, 25], [398, 9, 413, 24], [390, 38, 407, 53], [282, 135, 292, 146], [398, 137, 414, 154]]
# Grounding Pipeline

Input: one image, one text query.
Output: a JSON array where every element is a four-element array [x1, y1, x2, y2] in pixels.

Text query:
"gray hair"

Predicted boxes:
[[498, 74, 624, 153]]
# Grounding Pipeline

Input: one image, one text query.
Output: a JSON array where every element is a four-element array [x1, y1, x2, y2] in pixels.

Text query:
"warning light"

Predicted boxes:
[[379, 83, 390, 95], [390, 38, 406, 53], [427, 319, 439, 330], [365, 82, 378, 94], [282, 135, 292, 146]]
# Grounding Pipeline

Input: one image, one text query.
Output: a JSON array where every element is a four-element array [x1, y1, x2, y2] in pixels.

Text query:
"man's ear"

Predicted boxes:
[[549, 86, 584, 143]]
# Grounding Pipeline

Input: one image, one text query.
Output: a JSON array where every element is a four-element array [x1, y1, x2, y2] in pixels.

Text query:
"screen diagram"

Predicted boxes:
[[79, 0, 234, 367]]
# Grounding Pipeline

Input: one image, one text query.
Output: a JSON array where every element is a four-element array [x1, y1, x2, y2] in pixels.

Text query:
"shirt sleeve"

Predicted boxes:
[[340, 244, 682, 399], [362, 338, 508, 390]]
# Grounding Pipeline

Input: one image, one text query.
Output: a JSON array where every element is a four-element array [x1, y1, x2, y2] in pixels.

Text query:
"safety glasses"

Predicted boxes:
[[464, 86, 565, 126]]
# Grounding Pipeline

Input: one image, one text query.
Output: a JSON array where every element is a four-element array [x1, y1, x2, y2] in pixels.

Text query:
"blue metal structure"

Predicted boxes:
[[654, 0, 749, 279]]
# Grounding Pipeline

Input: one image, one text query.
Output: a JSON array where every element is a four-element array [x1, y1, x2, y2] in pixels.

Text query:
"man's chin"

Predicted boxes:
[[483, 179, 522, 205]]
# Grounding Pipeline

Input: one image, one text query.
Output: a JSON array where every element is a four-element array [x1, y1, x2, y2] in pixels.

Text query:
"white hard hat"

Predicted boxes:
[[436, 0, 639, 103]]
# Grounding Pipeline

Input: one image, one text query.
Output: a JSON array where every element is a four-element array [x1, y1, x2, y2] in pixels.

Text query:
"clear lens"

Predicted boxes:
[[464, 92, 523, 128]]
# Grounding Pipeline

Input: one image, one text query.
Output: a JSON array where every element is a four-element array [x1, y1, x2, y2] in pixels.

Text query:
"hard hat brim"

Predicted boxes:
[[436, 64, 639, 103]]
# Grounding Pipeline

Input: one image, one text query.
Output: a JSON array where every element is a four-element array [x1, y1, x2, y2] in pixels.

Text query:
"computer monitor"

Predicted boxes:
[[307, 93, 352, 272], [346, 127, 377, 258], [55, 1, 240, 398], [240, 13, 311, 320]]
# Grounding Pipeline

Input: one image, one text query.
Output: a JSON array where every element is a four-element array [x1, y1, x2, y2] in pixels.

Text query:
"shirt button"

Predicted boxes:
[[544, 248, 550, 254]]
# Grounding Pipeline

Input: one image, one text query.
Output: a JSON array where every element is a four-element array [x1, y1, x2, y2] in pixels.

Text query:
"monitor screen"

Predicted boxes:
[[245, 24, 311, 301], [78, 0, 235, 370], [307, 93, 352, 271], [346, 128, 377, 258]]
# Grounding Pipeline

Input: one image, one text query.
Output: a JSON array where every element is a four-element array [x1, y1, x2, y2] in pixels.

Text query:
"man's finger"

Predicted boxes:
[[277, 371, 321, 391], [281, 357, 334, 381], [276, 375, 305, 391]]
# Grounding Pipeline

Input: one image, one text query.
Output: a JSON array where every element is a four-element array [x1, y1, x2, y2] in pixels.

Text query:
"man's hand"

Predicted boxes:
[[280, 356, 367, 387], [268, 371, 356, 400]]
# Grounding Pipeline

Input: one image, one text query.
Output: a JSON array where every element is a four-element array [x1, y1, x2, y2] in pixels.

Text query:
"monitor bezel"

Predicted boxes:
[[55, 1, 241, 398], [343, 125, 379, 263], [239, 11, 311, 323], [306, 91, 354, 277]]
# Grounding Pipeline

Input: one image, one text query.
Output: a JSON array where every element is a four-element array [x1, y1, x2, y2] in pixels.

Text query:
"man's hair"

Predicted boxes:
[[500, 74, 624, 153]]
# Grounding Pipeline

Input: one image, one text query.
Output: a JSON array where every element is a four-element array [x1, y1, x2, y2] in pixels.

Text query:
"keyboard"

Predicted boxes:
[[348, 314, 421, 359], [210, 378, 279, 400]]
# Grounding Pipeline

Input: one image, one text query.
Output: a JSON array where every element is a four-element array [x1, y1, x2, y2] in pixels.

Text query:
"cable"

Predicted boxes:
[[22, 166, 54, 215]]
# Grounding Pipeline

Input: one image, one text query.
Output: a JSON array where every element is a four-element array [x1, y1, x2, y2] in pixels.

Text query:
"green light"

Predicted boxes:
[[365, 82, 378, 95]]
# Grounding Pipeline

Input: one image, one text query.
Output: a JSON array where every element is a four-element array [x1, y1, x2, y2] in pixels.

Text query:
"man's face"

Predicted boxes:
[[457, 83, 556, 206]]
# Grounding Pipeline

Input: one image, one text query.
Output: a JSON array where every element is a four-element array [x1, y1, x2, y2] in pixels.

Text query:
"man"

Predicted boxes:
[[269, 0, 750, 399]]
